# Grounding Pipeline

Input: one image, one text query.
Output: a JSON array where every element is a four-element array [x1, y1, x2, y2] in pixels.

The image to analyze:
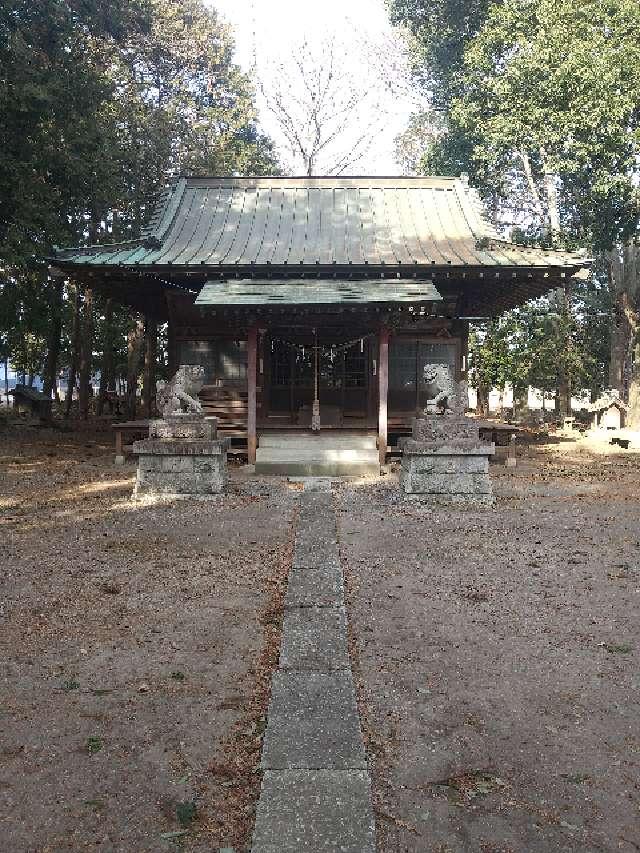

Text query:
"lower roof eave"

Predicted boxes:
[[51, 260, 586, 280]]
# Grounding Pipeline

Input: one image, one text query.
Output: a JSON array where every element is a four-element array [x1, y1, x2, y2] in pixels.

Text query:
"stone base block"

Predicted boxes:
[[132, 437, 229, 497], [149, 413, 218, 440], [402, 491, 495, 507], [400, 445, 494, 505], [411, 414, 481, 443]]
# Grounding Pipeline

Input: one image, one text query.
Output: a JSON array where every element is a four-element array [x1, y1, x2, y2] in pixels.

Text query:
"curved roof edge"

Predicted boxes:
[[53, 175, 591, 273]]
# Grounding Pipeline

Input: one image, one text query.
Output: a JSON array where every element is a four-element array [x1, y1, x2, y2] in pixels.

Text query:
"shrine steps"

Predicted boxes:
[[255, 432, 380, 477]]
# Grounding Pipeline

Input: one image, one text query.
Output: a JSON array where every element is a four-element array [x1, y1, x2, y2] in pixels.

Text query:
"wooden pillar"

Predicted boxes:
[[78, 286, 94, 420], [378, 326, 389, 466], [247, 323, 258, 464], [143, 317, 157, 418]]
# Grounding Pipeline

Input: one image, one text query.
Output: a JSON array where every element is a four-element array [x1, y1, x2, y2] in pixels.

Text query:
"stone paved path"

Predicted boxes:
[[252, 483, 375, 852]]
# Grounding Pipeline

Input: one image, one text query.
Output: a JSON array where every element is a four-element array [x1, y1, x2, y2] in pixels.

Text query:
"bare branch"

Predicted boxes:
[[257, 33, 391, 175]]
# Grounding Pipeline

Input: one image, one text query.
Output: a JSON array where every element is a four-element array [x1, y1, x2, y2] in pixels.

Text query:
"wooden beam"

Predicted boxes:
[[247, 323, 258, 464], [378, 325, 389, 466]]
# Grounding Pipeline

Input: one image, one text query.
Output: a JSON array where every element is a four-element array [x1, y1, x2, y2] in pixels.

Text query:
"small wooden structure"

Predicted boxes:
[[588, 392, 627, 430], [9, 384, 52, 420], [52, 176, 588, 467], [113, 420, 150, 464]]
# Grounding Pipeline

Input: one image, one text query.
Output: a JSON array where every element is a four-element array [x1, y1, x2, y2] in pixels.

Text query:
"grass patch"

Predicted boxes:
[[86, 736, 103, 754], [176, 800, 197, 827], [604, 643, 632, 654]]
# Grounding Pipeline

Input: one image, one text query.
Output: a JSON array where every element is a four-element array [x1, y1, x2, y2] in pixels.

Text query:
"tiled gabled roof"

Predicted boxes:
[[54, 176, 588, 272]]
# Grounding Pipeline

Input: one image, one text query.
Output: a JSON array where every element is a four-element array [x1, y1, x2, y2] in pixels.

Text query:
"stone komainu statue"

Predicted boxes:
[[422, 363, 467, 416], [157, 365, 206, 417]]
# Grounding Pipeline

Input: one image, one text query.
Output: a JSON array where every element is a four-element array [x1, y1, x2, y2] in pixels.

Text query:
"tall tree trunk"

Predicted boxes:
[[96, 298, 115, 416], [540, 152, 571, 418], [78, 287, 94, 420], [556, 369, 571, 418], [475, 383, 489, 416], [142, 317, 157, 418], [628, 343, 640, 428], [3, 359, 8, 403], [64, 283, 82, 418], [126, 317, 145, 420], [540, 148, 561, 239], [513, 386, 528, 418], [556, 284, 572, 417], [608, 242, 639, 396], [42, 277, 64, 401]]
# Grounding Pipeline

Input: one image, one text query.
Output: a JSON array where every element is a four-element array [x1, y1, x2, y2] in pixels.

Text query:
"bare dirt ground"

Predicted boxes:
[[337, 436, 640, 853], [2, 423, 639, 853], [0, 421, 295, 853]]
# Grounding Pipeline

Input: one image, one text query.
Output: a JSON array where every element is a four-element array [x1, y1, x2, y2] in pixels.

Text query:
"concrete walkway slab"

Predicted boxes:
[[284, 565, 344, 608], [297, 477, 333, 491], [279, 606, 349, 671], [252, 488, 375, 851], [261, 671, 367, 770], [295, 525, 338, 547], [292, 542, 341, 571], [252, 770, 375, 853], [297, 492, 334, 517], [296, 514, 336, 535]]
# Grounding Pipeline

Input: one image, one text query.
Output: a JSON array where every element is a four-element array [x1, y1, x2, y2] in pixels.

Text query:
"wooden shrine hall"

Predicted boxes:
[[53, 176, 587, 468]]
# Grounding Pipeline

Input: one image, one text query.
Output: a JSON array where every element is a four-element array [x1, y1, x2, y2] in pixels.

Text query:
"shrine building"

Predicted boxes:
[[53, 176, 587, 471]]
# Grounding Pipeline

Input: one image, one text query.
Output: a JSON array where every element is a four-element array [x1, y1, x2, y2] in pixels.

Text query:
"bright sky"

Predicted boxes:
[[208, 0, 418, 175]]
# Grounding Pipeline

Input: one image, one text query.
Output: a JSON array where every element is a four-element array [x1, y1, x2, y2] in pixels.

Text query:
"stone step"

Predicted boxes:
[[255, 434, 380, 477], [256, 458, 379, 477], [259, 432, 377, 450], [257, 448, 378, 463]]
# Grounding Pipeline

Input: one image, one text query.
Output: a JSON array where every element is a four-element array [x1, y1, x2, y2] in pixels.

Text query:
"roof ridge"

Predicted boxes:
[[174, 174, 461, 180]]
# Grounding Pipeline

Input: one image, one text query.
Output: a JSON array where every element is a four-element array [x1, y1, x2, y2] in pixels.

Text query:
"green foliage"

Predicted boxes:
[[469, 275, 612, 405], [0, 0, 278, 397], [1, 274, 51, 380], [394, 0, 640, 404], [397, 1, 640, 249], [389, 0, 491, 105], [451, 0, 640, 249]]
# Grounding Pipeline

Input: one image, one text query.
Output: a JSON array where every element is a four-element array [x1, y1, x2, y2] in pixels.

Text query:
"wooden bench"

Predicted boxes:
[[113, 420, 150, 464], [113, 417, 248, 464], [9, 384, 52, 421], [475, 421, 523, 446]]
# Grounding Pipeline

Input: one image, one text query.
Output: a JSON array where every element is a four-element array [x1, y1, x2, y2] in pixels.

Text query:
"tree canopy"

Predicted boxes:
[[392, 0, 640, 418], [0, 0, 278, 408]]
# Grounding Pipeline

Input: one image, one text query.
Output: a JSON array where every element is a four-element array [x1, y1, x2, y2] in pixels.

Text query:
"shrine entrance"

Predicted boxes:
[[265, 327, 375, 427]]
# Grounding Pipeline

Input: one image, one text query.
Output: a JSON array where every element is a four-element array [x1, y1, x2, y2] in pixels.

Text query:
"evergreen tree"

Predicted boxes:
[[0, 0, 279, 414]]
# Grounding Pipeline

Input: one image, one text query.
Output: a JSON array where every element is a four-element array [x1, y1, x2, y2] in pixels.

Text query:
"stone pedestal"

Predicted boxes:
[[399, 414, 494, 506], [133, 414, 229, 498]]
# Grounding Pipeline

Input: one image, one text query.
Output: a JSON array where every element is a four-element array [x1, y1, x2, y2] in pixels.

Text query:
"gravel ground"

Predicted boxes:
[[3, 423, 639, 853], [0, 423, 295, 853], [337, 438, 640, 853]]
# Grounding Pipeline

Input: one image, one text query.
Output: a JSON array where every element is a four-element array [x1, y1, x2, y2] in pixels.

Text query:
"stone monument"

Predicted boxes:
[[399, 364, 494, 505], [132, 365, 229, 497]]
